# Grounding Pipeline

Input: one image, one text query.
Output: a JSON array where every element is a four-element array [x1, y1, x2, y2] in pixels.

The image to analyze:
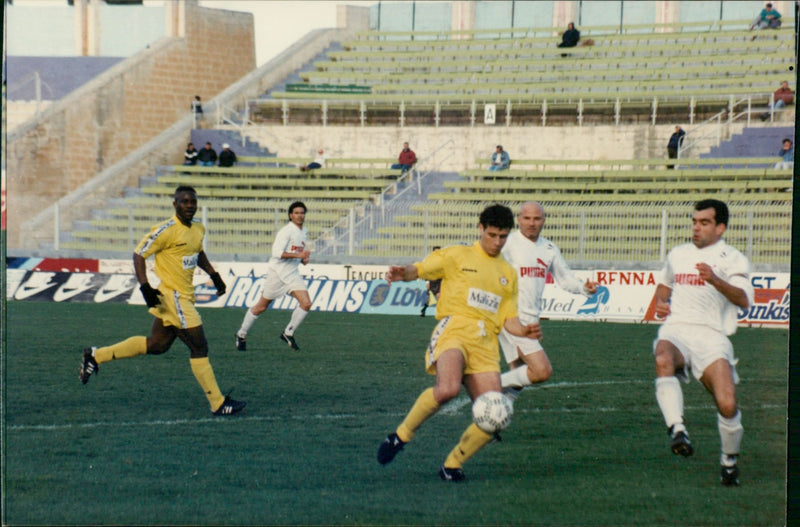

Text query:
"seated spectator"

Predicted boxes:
[[197, 142, 217, 167], [391, 142, 417, 172], [750, 3, 781, 32], [300, 148, 326, 172], [557, 22, 580, 49], [218, 143, 237, 167], [775, 138, 793, 170], [489, 145, 510, 171], [183, 142, 198, 166], [760, 81, 794, 121]]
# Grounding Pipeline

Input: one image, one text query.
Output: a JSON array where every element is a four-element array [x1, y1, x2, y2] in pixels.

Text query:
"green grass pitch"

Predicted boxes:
[[3, 302, 788, 525]]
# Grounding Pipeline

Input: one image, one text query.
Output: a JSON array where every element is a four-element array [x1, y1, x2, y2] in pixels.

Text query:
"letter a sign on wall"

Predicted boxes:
[[484, 104, 496, 124]]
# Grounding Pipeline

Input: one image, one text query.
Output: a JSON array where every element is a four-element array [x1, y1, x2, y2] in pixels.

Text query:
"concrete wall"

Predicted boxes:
[[6, 1, 255, 247], [245, 124, 702, 172]]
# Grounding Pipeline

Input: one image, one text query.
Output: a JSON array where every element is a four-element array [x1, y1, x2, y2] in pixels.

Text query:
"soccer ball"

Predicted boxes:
[[471, 391, 514, 433]]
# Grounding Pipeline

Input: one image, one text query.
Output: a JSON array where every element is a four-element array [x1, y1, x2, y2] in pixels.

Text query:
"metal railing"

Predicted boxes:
[[48, 196, 791, 269], [312, 138, 457, 257]]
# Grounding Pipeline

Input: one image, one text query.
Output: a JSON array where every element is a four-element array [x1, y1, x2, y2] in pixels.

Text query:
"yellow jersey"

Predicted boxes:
[[135, 215, 205, 298], [414, 242, 518, 335]]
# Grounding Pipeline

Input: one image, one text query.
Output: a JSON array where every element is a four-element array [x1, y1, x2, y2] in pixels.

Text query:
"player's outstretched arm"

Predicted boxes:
[[503, 317, 543, 341], [386, 264, 418, 284]]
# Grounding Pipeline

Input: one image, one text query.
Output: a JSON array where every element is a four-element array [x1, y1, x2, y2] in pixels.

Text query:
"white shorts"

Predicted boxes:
[[498, 327, 544, 364], [653, 323, 738, 383], [260, 268, 307, 300]]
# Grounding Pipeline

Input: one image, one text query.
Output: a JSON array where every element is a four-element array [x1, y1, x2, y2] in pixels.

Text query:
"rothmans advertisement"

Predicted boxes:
[[5, 258, 790, 328]]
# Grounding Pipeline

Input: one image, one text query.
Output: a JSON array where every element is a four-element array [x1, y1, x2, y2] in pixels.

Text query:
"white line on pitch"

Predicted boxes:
[[8, 378, 785, 432], [8, 403, 785, 432]]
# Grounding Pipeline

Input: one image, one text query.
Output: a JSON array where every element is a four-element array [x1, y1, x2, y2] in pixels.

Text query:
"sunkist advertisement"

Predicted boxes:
[[4, 258, 790, 328]]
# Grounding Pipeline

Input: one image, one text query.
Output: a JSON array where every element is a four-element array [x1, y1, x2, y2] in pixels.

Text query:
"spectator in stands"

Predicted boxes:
[[750, 3, 781, 33], [666, 126, 686, 169], [192, 95, 205, 127], [218, 143, 237, 167], [489, 145, 510, 171], [197, 142, 217, 167], [192, 95, 204, 116], [557, 22, 580, 56], [183, 142, 198, 166], [760, 80, 794, 121], [391, 142, 418, 173], [300, 148, 326, 172], [775, 138, 793, 170]]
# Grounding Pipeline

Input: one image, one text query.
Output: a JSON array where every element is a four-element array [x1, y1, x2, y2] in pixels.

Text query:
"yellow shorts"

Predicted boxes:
[[148, 285, 202, 329], [426, 315, 500, 375]]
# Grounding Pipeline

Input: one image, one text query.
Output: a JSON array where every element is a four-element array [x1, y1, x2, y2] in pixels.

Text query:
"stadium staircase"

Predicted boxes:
[[702, 126, 795, 159], [189, 129, 275, 159]]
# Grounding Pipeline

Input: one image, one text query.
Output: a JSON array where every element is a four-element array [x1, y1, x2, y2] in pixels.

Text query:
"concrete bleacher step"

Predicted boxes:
[[123, 186, 143, 198], [267, 41, 344, 97], [189, 129, 274, 159]]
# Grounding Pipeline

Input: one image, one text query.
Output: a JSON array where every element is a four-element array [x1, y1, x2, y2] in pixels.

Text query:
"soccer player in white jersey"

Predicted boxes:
[[653, 199, 753, 486], [235, 201, 311, 351], [499, 201, 598, 399]]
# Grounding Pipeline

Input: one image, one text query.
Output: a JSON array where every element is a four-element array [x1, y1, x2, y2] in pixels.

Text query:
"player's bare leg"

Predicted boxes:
[[654, 340, 693, 456], [501, 348, 552, 400], [701, 358, 743, 486]]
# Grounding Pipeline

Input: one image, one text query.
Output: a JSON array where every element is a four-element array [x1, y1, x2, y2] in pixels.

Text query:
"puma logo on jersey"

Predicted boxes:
[[675, 273, 705, 286]]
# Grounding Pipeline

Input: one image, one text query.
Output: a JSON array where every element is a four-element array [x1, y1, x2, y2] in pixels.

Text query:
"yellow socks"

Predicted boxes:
[[94, 336, 147, 364], [396, 387, 440, 442], [189, 357, 225, 411], [443, 423, 494, 469]]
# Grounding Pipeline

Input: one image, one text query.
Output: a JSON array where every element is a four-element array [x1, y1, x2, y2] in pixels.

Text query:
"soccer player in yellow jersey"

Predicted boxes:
[[377, 204, 542, 481], [79, 186, 246, 416]]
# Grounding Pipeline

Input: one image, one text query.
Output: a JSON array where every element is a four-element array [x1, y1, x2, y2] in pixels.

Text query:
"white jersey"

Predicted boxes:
[[660, 239, 753, 336], [501, 231, 587, 323], [268, 222, 308, 282]]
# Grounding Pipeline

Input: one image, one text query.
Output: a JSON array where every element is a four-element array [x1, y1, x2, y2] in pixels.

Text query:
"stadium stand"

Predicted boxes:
[[9, 2, 793, 270], [256, 20, 793, 127], [58, 158, 405, 256]]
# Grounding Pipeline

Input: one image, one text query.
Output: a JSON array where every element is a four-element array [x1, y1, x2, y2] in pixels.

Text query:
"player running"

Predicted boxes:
[[79, 186, 246, 416], [235, 201, 311, 351], [652, 199, 753, 486]]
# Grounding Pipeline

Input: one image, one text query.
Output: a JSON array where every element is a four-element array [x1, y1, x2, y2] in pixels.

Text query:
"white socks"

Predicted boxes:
[[718, 410, 743, 459], [501, 365, 532, 389], [237, 309, 259, 338], [237, 306, 309, 339], [284, 307, 309, 336], [655, 376, 684, 431]]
